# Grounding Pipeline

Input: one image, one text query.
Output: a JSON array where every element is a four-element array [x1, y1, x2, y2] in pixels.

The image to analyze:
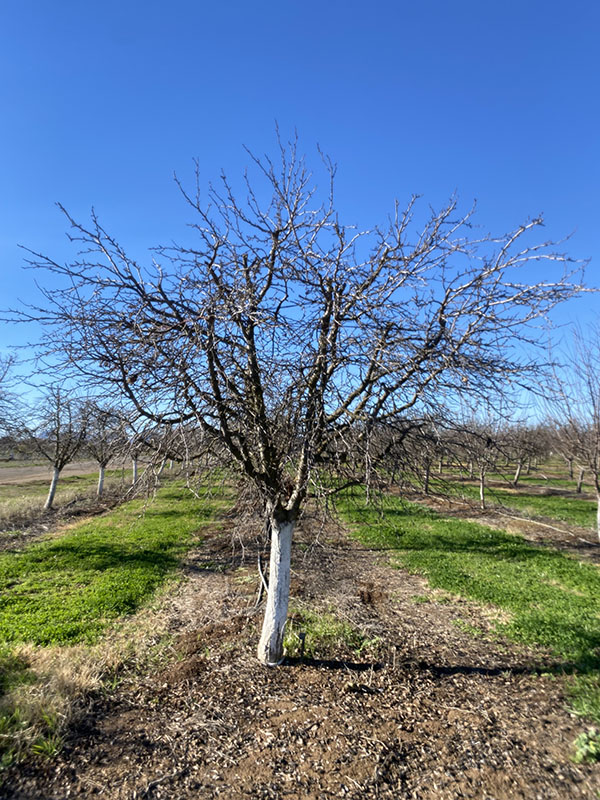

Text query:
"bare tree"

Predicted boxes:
[[19, 138, 585, 663], [0, 354, 15, 434], [16, 386, 88, 510], [85, 404, 128, 497], [546, 326, 600, 537]]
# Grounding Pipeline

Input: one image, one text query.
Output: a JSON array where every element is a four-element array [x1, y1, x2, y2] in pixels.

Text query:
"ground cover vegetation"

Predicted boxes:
[[339, 487, 600, 723], [0, 479, 229, 767]]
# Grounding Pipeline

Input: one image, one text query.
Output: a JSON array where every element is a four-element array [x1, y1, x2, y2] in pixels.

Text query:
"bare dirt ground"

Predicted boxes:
[[0, 462, 103, 485], [4, 513, 599, 800]]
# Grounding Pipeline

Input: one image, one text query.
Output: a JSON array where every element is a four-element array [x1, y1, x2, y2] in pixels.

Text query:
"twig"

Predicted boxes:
[[493, 509, 598, 546], [140, 769, 184, 797], [253, 553, 268, 608]]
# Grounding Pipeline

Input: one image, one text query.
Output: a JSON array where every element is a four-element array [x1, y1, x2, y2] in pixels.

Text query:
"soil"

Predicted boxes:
[[4, 512, 599, 799], [0, 461, 102, 486]]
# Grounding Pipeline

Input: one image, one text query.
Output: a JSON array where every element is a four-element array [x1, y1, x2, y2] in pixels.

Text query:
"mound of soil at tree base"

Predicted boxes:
[[5, 517, 599, 799]]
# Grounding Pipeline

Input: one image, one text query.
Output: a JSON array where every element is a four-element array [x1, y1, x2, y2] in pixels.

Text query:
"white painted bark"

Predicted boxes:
[[44, 467, 60, 510], [513, 460, 522, 488], [132, 458, 138, 485], [576, 468, 585, 494], [479, 467, 486, 510], [257, 516, 294, 666], [97, 465, 105, 497]]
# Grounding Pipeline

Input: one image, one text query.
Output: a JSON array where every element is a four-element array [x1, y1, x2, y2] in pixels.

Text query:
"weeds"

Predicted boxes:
[[284, 607, 375, 659], [572, 728, 600, 763], [0, 481, 229, 770], [338, 488, 600, 729]]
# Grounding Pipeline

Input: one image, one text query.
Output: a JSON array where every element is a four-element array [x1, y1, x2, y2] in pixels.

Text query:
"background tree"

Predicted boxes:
[[546, 326, 600, 536], [20, 139, 585, 664], [16, 385, 88, 510], [85, 403, 128, 497]]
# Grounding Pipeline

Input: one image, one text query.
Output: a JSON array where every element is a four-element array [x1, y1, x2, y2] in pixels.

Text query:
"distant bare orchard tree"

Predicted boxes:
[[17, 386, 88, 510], [20, 137, 586, 663], [546, 326, 600, 537], [85, 404, 128, 497]]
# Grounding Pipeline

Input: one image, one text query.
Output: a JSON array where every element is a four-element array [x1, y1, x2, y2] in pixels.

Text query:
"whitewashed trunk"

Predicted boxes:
[[576, 468, 585, 494], [257, 516, 294, 666], [513, 460, 523, 488], [423, 463, 430, 495], [97, 465, 105, 497], [132, 458, 138, 485], [479, 467, 486, 510], [44, 467, 60, 510]]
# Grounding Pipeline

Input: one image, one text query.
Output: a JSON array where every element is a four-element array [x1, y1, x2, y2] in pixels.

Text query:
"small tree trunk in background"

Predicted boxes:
[[45, 466, 60, 510], [597, 490, 600, 542], [169, 459, 173, 470], [567, 457, 574, 479], [423, 463, 430, 495], [257, 513, 295, 666], [526, 455, 532, 474], [479, 467, 486, 510], [513, 459, 523, 488], [576, 468, 585, 494], [438, 458, 443, 475], [97, 464, 105, 497], [469, 460, 474, 479], [132, 457, 138, 485]]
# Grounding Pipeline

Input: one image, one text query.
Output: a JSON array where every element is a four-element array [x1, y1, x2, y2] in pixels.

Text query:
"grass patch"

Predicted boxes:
[[0, 480, 228, 770], [0, 469, 133, 532], [453, 482, 596, 529], [284, 607, 376, 659], [338, 488, 600, 723], [0, 482, 228, 645]]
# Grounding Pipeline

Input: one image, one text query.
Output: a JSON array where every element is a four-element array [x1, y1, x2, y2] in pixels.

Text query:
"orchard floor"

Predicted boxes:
[[5, 513, 599, 800]]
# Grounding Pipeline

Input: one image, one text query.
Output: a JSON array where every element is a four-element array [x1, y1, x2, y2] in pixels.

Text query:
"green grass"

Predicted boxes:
[[0, 482, 229, 646], [443, 480, 597, 529], [338, 489, 600, 722], [284, 607, 376, 658]]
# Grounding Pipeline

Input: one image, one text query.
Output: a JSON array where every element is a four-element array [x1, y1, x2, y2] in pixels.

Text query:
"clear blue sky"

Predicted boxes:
[[0, 0, 598, 354]]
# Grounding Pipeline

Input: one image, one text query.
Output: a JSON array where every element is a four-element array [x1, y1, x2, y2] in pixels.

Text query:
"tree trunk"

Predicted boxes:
[[132, 457, 138, 485], [44, 466, 60, 510], [257, 514, 295, 666], [513, 459, 523, 488], [469, 460, 474, 479], [97, 464, 105, 497], [438, 458, 443, 475], [423, 463, 430, 495], [597, 490, 600, 542], [479, 467, 486, 510], [576, 468, 585, 494], [567, 457, 574, 479]]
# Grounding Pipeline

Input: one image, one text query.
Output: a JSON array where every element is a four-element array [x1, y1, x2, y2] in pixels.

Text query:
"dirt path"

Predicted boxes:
[[6, 514, 599, 799], [0, 461, 102, 485]]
